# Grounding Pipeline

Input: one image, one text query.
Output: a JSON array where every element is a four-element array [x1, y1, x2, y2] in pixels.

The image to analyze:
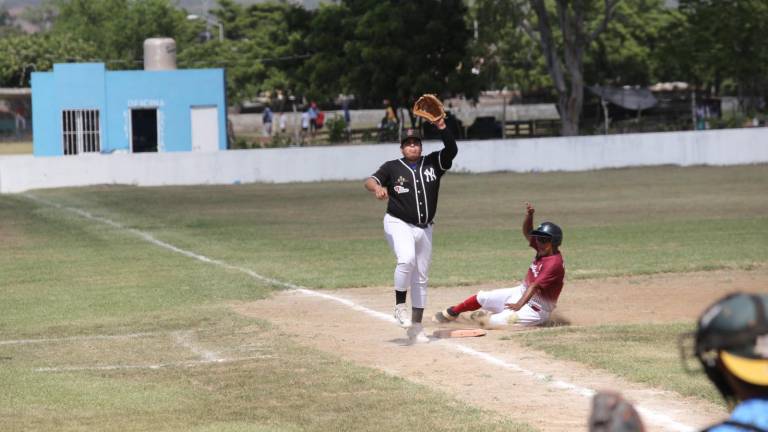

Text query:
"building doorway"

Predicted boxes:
[[190, 106, 219, 152], [131, 108, 158, 152]]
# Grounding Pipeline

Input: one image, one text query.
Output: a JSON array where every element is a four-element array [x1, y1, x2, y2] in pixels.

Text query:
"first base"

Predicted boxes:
[[433, 328, 487, 338]]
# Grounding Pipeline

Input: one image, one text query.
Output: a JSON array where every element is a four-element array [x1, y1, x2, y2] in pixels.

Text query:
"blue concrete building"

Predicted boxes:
[[31, 63, 226, 156]]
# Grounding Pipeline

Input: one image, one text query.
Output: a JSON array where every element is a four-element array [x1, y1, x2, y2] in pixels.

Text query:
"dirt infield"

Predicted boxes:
[[232, 268, 767, 432]]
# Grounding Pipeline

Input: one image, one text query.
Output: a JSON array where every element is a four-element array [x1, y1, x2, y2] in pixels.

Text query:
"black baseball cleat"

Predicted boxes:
[[432, 307, 458, 323]]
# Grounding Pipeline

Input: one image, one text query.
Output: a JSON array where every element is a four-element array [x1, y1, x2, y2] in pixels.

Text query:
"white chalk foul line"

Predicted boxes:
[[450, 345, 694, 432], [295, 289, 695, 432], [23, 194, 695, 432], [34, 355, 273, 373], [0, 332, 162, 346], [450, 343, 596, 397], [295, 288, 397, 324], [23, 194, 303, 291], [636, 406, 696, 432]]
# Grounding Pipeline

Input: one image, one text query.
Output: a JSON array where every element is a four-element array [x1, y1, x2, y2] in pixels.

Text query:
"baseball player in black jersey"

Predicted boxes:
[[364, 117, 458, 344]]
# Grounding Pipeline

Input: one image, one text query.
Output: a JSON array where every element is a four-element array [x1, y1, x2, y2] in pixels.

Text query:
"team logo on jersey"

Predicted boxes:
[[396, 176, 407, 185], [394, 185, 410, 194], [423, 167, 437, 182], [530, 262, 541, 278]]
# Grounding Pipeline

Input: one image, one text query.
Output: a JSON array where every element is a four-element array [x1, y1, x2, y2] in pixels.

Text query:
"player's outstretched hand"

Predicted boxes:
[[525, 202, 535, 216], [375, 186, 389, 200]]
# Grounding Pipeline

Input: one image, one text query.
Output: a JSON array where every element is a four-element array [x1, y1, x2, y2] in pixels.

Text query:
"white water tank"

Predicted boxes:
[[143, 38, 177, 70]]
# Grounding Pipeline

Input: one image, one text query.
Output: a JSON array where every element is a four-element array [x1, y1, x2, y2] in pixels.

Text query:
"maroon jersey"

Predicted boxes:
[[524, 238, 565, 310]]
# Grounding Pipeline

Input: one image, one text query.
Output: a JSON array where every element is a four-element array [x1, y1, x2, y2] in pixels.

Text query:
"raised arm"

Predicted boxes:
[[436, 118, 458, 168], [522, 202, 535, 241]]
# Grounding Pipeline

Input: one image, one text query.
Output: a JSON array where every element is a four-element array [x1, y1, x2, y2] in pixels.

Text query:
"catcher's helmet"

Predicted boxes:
[[688, 292, 768, 403], [529, 222, 563, 247], [400, 128, 422, 147]]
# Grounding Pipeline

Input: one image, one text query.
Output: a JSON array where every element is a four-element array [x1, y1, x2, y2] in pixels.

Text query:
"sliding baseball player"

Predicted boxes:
[[434, 202, 565, 328]]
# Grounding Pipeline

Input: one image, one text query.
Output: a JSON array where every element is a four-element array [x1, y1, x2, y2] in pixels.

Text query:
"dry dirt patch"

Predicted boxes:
[[232, 269, 767, 432]]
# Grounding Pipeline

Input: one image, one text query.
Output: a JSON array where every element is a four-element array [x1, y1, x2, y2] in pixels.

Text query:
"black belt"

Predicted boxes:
[[387, 213, 432, 228]]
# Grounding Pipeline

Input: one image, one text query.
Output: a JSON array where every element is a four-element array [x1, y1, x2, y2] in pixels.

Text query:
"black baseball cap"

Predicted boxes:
[[400, 128, 422, 146]]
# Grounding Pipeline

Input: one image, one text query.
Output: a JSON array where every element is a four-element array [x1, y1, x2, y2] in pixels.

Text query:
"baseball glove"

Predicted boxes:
[[412, 94, 446, 123], [588, 391, 645, 432]]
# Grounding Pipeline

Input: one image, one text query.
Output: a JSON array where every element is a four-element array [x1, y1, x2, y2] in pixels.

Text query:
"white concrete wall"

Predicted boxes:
[[1, 127, 766, 194]]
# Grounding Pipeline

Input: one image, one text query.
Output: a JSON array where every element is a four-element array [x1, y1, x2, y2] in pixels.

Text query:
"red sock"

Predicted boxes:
[[451, 294, 481, 314]]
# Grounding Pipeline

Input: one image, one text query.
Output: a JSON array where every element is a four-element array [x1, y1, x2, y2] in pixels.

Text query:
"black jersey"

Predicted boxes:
[[370, 128, 457, 227]]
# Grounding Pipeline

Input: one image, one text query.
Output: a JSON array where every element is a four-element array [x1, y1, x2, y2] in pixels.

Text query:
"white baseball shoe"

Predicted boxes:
[[406, 323, 429, 344], [393, 303, 411, 328]]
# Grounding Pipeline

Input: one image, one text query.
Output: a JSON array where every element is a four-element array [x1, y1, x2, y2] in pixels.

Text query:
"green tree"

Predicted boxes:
[[473, 1, 626, 134], [294, 3, 353, 103], [177, 0, 312, 105], [281, 0, 480, 108], [0, 33, 98, 87], [670, 0, 768, 111], [188, 0, 479, 110], [339, 0, 479, 108], [586, 0, 682, 86], [472, 0, 551, 94], [52, 0, 197, 69], [522, 0, 621, 136]]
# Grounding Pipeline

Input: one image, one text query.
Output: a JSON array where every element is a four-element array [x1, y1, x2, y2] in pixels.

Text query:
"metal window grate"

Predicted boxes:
[[62, 110, 100, 155]]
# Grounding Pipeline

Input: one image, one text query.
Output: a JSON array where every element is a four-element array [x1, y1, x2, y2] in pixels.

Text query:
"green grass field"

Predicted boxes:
[[1, 164, 767, 430], [507, 322, 720, 403]]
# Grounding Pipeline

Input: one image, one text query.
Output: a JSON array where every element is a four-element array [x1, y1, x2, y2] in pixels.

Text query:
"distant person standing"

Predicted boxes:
[[379, 99, 399, 142], [343, 99, 351, 131], [227, 118, 235, 148], [300, 110, 310, 144], [308, 101, 319, 133], [279, 112, 287, 134], [382, 99, 398, 127], [364, 113, 457, 344], [262, 106, 273, 137], [343, 100, 352, 141], [301, 110, 310, 132], [696, 105, 707, 130]]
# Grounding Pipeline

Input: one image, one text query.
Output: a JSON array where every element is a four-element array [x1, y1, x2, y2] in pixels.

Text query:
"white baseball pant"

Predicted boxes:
[[383, 213, 432, 309], [476, 285, 550, 326]]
